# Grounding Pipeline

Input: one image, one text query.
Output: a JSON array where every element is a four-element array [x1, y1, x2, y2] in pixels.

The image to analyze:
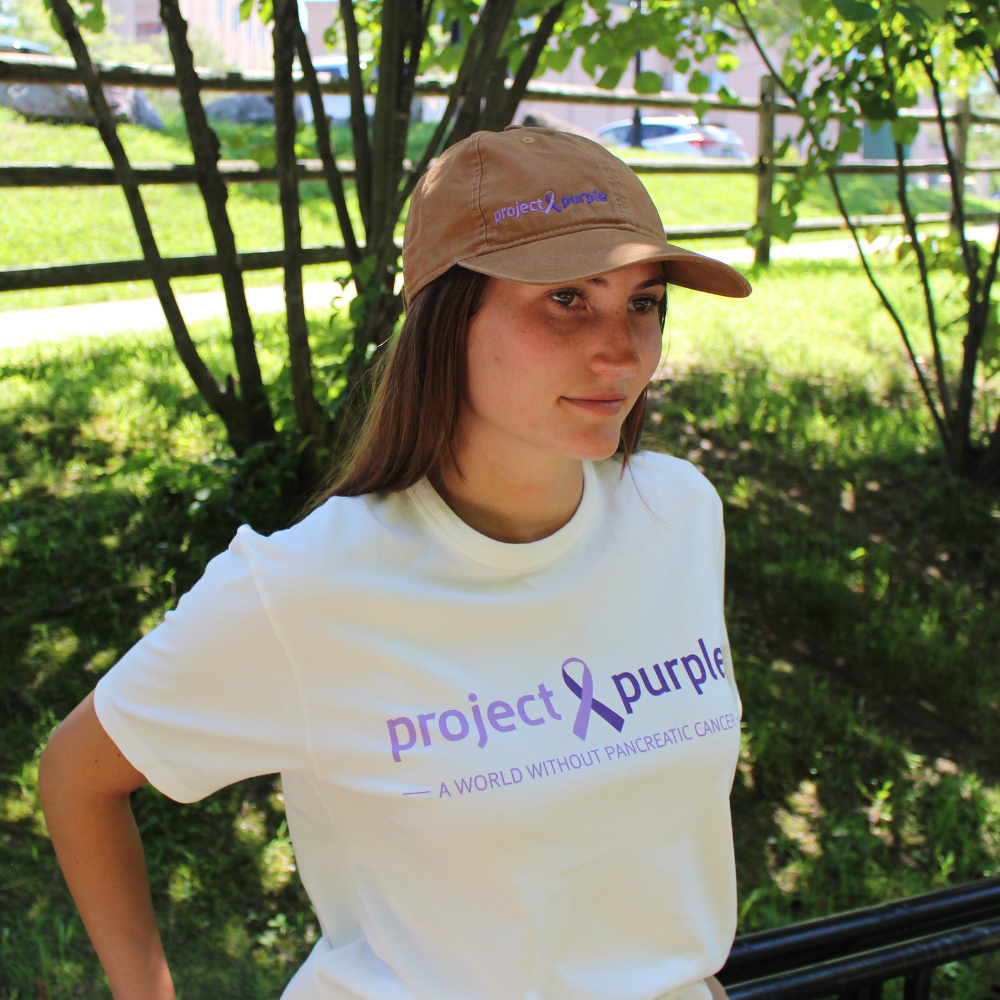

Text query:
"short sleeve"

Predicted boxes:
[[94, 529, 311, 803]]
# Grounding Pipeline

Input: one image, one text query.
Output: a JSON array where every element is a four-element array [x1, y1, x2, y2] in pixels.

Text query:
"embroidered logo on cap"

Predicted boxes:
[[492, 188, 608, 226]]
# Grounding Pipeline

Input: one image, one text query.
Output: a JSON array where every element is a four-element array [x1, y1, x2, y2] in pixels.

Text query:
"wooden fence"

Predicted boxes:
[[2, 51, 1000, 294]]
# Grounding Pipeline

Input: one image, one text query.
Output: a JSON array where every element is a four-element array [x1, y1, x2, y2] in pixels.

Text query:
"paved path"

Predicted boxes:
[[2, 225, 996, 350], [0, 282, 343, 350]]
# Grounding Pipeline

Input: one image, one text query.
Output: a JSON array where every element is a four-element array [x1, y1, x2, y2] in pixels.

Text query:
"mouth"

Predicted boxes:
[[560, 394, 627, 416]]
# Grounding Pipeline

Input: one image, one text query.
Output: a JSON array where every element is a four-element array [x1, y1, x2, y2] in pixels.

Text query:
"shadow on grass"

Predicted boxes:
[[646, 367, 1000, 992], [1, 340, 311, 999], [1, 337, 999, 997]]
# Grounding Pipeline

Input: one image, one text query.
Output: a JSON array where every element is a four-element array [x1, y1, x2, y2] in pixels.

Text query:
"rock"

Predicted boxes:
[[132, 90, 164, 130], [0, 83, 163, 128], [204, 93, 277, 124]]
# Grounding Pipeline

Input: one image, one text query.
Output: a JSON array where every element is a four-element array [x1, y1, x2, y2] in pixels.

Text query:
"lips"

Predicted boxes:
[[561, 395, 626, 416]]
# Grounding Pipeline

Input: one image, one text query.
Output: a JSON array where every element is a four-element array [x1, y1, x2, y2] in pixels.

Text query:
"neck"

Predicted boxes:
[[432, 439, 585, 545]]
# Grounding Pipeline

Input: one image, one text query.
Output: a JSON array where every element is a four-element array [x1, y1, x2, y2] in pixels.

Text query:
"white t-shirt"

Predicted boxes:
[[95, 452, 741, 1000]]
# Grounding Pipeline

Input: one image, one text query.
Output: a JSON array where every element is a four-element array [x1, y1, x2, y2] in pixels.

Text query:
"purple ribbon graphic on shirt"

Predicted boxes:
[[561, 658, 625, 741]]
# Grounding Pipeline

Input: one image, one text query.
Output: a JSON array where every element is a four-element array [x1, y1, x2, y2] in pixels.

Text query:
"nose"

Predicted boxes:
[[588, 309, 643, 378]]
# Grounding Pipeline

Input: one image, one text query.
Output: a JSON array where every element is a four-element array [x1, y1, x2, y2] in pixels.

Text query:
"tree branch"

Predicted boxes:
[[47, 0, 259, 451], [831, 171, 950, 446], [369, 0, 410, 241], [294, 25, 361, 272], [894, 142, 950, 422], [160, 0, 273, 444], [274, 0, 329, 462], [359, 0, 501, 294], [978, 226, 1000, 483], [446, 0, 520, 145], [496, 0, 565, 128], [340, 0, 373, 239], [925, 58, 978, 297]]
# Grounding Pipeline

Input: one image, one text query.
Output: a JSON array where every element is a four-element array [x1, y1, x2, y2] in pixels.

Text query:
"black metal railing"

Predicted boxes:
[[718, 878, 1000, 999]]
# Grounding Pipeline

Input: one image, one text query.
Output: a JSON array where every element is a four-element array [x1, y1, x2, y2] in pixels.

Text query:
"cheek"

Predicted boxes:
[[466, 319, 564, 417], [636, 322, 664, 378]]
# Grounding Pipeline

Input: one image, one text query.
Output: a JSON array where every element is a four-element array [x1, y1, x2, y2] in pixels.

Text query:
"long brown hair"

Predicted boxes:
[[312, 264, 664, 505]]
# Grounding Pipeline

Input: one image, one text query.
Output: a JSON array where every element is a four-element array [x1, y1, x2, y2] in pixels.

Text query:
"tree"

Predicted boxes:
[[730, 0, 1000, 483], [41, 0, 738, 488]]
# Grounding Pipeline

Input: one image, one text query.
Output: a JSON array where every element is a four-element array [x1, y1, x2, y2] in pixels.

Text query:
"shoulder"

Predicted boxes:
[[231, 489, 422, 580], [596, 450, 723, 519]]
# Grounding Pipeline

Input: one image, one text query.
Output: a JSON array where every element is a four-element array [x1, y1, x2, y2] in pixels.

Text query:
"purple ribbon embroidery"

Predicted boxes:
[[562, 658, 625, 741]]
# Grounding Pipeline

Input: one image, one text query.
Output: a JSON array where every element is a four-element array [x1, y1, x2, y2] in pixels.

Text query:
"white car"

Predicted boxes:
[[596, 116, 750, 160]]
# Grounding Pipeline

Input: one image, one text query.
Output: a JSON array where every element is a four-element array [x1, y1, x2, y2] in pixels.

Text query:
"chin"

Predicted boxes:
[[559, 432, 625, 462]]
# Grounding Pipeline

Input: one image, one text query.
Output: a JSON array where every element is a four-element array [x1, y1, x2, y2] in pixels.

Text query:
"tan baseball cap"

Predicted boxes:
[[402, 125, 752, 306]]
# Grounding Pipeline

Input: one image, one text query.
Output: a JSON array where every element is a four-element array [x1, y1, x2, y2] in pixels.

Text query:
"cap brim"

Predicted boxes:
[[458, 227, 751, 298]]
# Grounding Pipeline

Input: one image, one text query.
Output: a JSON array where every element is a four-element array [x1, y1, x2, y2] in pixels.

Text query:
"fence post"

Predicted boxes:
[[755, 74, 776, 266], [951, 94, 970, 236]]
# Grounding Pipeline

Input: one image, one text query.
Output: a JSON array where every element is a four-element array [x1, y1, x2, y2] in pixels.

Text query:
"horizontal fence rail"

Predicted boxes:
[[0, 244, 357, 291], [4, 53, 1000, 125], [3, 53, 1000, 291], [3, 159, 1000, 188], [719, 878, 1000, 1000], [721, 877, 1000, 984], [3, 213, 997, 293], [726, 918, 1000, 1000]]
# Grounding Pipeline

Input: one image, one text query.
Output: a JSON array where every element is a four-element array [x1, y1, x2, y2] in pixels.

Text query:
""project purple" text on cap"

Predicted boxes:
[[492, 189, 608, 225]]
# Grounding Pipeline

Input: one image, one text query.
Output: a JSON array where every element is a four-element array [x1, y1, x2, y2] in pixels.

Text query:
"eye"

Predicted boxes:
[[549, 288, 581, 308], [630, 295, 661, 314]]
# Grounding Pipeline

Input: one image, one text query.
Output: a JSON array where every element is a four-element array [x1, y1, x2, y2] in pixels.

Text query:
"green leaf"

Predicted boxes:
[[837, 126, 861, 153], [239, 0, 254, 20], [717, 86, 741, 106], [596, 65, 625, 90], [771, 208, 797, 243], [891, 117, 920, 146], [673, 57, 690, 74], [831, 0, 878, 21], [634, 70, 663, 95], [864, 224, 881, 244], [258, 0, 272, 23], [688, 70, 710, 95], [78, 0, 105, 33], [693, 98, 710, 119], [716, 52, 740, 72]]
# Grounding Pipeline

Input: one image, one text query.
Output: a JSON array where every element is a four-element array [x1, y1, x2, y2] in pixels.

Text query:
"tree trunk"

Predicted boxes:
[[273, 0, 332, 485], [294, 26, 361, 272], [159, 0, 275, 447]]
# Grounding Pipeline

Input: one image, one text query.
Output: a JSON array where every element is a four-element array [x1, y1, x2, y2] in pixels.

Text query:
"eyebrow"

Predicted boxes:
[[585, 275, 667, 291]]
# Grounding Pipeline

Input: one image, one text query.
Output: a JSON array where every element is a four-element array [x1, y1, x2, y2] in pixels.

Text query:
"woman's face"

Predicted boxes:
[[462, 261, 666, 465]]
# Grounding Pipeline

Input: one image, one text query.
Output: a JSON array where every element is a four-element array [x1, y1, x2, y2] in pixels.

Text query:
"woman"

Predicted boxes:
[[39, 126, 751, 1000]]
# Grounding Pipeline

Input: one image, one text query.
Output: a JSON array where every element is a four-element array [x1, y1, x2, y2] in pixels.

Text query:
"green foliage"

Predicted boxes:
[[634, 69, 664, 95], [721, 0, 1000, 478], [3, 263, 1000, 996]]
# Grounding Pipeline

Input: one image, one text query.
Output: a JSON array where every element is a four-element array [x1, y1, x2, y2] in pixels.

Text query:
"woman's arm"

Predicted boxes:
[[39, 691, 175, 1000]]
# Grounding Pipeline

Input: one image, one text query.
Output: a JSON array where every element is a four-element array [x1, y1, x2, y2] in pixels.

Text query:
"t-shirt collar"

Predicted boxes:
[[407, 461, 600, 571]]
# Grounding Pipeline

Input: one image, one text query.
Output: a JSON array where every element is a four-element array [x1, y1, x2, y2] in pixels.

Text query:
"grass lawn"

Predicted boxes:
[[2, 112, 994, 311], [2, 259, 999, 998]]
